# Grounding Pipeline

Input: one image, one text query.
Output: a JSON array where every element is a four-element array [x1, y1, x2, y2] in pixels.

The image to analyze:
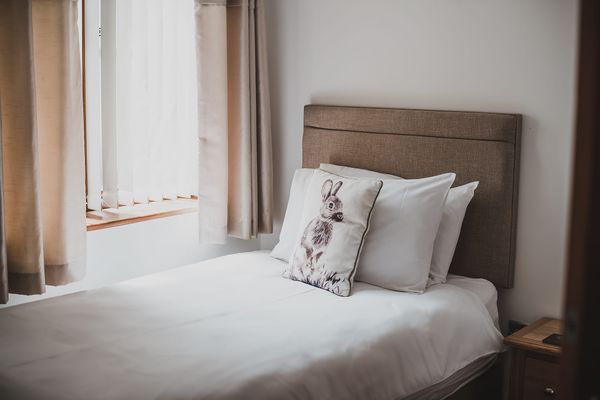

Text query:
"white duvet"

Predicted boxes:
[[0, 251, 503, 400]]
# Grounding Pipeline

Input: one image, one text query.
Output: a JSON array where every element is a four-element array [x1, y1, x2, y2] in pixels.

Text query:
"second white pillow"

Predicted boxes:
[[321, 163, 477, 286], [355, 172, 455, 292], [270, 168, 315, 263]]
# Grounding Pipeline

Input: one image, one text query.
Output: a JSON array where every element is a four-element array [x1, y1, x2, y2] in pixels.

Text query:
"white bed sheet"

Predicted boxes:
[[446, 274, 500, 329], [0, 251, 503, 400]]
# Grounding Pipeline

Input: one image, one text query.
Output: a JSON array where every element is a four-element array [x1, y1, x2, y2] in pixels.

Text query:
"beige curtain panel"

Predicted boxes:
[[0, 0, 87, 304], [195, 0, 273, 244]]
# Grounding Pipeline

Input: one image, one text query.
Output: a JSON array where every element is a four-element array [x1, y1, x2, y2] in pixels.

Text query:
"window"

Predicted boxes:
[[82, 0, 198, 228]]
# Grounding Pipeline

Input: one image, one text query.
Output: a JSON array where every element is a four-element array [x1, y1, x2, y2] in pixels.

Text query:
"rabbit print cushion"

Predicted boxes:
[[283, 170, 383, 296]]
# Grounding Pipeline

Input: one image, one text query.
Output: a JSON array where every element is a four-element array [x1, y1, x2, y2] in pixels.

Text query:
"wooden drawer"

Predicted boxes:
[[505, 319, 562, 400], [522, 356, 560, 399]]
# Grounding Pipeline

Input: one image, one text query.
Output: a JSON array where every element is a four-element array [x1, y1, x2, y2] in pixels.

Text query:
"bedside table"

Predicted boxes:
[[504, 318, 562, 400]]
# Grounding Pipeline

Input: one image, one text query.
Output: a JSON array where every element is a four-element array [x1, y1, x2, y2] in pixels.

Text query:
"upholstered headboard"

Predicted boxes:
[[302, 105, 521, 288]]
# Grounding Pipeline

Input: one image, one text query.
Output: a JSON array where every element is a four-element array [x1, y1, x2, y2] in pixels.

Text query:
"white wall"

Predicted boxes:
[[3, 214, 260, 308], [263, 0, 579, 329]]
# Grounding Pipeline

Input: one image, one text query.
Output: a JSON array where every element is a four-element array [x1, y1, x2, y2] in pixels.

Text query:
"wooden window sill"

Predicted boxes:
[[86, 198, 198, 231]]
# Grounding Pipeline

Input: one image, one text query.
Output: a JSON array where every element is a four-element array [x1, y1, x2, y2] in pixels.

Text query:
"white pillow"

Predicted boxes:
[[283, 170, 383, 296], [270, 168, 315, 262], [320, 164, 478, 285], [428, 181, 478, 285], [356, 173, 456, 292]]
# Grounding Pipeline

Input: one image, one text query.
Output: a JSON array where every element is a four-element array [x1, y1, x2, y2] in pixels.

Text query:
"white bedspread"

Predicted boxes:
[[0, 251, 503, 400]]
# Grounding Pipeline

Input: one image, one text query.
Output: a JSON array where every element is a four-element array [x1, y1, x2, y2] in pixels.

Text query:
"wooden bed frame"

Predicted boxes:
[[302, 104, 522, 399]]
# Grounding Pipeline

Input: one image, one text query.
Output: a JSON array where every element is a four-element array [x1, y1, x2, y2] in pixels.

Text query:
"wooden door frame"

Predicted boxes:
[[559, 1, 600, 399]]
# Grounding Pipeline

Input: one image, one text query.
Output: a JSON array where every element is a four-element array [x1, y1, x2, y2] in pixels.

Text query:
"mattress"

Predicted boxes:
[[0, 251, 503, 400]]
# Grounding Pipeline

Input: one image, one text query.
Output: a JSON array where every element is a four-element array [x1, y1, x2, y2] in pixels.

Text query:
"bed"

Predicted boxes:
[[0, 105, 522, 399]]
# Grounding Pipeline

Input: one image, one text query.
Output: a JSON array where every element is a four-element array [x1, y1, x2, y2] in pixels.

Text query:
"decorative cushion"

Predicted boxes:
[[283, 170, 382, 296]]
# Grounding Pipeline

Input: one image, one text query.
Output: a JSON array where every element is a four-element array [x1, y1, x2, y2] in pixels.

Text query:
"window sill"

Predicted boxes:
[[86, 198, 198, 231]]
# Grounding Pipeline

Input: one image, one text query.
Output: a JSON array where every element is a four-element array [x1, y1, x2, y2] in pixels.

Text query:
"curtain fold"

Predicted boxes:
[[195, 0, 273, 244], [0, 0, 86, 303]]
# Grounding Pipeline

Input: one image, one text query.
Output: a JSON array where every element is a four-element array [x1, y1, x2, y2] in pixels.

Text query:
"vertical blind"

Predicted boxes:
[[85, 0, 198, 210]]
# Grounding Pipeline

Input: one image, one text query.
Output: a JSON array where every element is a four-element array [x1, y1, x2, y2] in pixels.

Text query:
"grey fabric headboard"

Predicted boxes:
[[302, 105, 521, 288]]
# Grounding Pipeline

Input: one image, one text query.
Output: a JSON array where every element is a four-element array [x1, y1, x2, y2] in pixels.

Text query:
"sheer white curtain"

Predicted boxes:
[[86, 0, 198, 210]]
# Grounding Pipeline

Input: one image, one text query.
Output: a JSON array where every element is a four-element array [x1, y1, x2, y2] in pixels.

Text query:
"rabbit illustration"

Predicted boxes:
[[292, 179, 344, 279]]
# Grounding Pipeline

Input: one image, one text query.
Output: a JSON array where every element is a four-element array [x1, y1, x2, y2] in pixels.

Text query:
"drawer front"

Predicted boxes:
[[522, 356, 560, 399]]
